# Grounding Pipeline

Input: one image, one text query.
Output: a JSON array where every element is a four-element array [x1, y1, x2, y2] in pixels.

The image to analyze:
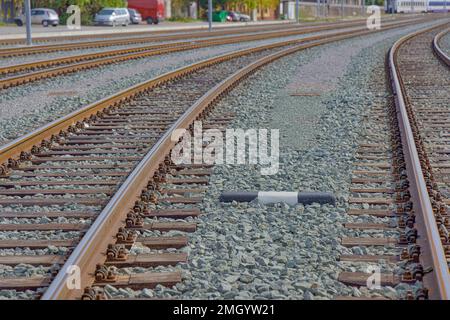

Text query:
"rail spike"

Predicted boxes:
[[94, 264, 117, 282], [19, 151, 32, 161], [81, 287, 107, 300], [31, 145, 41, 155], [40, 139, 52, 148], [106, 244, 128, 262], [414, 288, 429, 300], [0, 164, 10, 177], [146, 180, 161, 192], [126, 212, 144, 228], [7, 158, 20, 169], [115, 227, 138, 244], [133, 200, 148, 213]]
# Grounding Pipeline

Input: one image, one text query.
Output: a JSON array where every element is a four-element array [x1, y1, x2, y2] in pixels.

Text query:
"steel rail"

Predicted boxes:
[[0, 20, 389, 75], [0, 18, 426, 77], [0, 16, 402, 46], [3, 17, 400, 46], [40, 19, 449, 300], [0, 18, 430, 171], [0, 17, 405, 45], [433, 28, 450, 65], [0, 19, 378, 58], [388, 22, 450, 300], [0, 22, 297, 46], [0, 19, 425, 90]]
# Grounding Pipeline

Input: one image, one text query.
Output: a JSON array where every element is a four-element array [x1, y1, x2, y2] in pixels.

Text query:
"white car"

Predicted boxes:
[[227, 11, 251, 22], [238, 13, 251, 22], [127, 9, 142, 24], [14, 8, 59, 27], [94, 8, 130, 26]]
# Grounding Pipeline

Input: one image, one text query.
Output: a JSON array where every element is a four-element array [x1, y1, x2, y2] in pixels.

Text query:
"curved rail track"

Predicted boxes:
[[337, 21, 450, 300], [0, 18, 424, 91], [390, 22, 450, 299], [0, 19, 384, 58], [0, 17, 405, 48], [434, 28, 450, 64], [0, 17, 398, 47], [0, 19, 435, 300], [0, 22, 302, 46], [0, 21, 383, 72]]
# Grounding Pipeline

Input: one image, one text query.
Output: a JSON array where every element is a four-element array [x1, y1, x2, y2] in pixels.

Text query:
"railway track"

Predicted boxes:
[[337, 21, 450, 300], [434, 28, 450, 64], [1, 17, 405, 48], [0, 21, 382, 72], [0, 22, 301, 46], [0, 18, 427, 91], [0, 19, 385, 58], [0, 19, 435, 300]]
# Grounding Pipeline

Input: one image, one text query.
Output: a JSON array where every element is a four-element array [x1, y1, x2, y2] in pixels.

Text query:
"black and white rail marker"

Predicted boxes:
[[219, 191, 336, 205]]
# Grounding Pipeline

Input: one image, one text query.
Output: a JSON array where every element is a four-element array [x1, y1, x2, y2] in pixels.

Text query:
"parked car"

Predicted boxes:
[[94, 8, 130, 26], [127, 0, 164, 24], [228, 11, 250, 22], [227, 11, 239, 22], [238, 13, 251, 22], [14, 8, 59, 27], [127, 8, 142, 24]]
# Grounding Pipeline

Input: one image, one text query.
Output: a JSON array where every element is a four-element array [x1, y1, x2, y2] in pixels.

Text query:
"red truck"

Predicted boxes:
[[127, 0, 165, 24]]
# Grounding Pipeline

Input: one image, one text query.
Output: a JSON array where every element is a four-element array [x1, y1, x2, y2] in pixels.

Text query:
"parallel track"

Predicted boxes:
[[391, 22, 450, 298], [0, 22, 301, 46], [337, 21, 450, 300], [0, 19, 428, 300], [0, 21, 380, 75], [434, 28, 450, 64], [0, 19, 422, 90], [0, 19, 383, 58]]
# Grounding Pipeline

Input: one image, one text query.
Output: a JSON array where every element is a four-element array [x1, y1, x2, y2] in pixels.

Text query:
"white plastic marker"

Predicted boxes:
[[219, 191, 335, 206], [258, 191, 298, 206]]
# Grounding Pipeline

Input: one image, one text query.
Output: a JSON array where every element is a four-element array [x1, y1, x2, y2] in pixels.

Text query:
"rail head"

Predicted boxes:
[[433, 28, 450, 66], [388, 23, 450, 300]]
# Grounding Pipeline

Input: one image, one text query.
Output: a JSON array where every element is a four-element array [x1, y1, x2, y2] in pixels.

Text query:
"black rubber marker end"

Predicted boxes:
[[219, 192, 258, 203], [297, 192, 336, 205], [219, 191, 336, 205]]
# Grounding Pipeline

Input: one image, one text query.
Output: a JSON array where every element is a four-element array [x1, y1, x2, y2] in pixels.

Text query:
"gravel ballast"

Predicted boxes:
[[0, 27, 347, 68], [0, 27, 369, 146], [97, 20, 444, 300], [0, 20, 444, 300]]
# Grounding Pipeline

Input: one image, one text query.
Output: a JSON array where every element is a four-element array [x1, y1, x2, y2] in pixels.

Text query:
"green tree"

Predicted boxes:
[[199, 0, 278, 13], [365, 0, 384, 5]]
